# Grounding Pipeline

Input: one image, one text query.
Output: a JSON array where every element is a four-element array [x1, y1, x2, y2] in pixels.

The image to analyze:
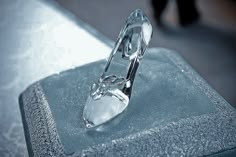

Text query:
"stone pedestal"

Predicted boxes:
[[20, 48, 236, 157]]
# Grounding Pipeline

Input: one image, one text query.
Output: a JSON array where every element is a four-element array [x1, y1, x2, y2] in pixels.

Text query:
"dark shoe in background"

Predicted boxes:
[[177, 0, 200, 26], [151, 0, 168, 26], [151, 0, 200, 26]]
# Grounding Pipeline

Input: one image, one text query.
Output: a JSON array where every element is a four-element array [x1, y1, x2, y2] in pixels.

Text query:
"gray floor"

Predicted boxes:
[[56, 0, 236, 107]]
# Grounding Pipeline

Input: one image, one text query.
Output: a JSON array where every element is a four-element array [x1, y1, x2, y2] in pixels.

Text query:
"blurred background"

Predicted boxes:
[[0, 0, 236, 156]]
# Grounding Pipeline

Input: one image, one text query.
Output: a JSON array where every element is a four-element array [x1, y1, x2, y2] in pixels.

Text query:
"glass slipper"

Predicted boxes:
[[83, 9, 153, 128]]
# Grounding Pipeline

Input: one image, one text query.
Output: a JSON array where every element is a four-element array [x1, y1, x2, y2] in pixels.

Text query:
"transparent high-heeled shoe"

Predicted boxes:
[[83, 9, 152, 128]]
